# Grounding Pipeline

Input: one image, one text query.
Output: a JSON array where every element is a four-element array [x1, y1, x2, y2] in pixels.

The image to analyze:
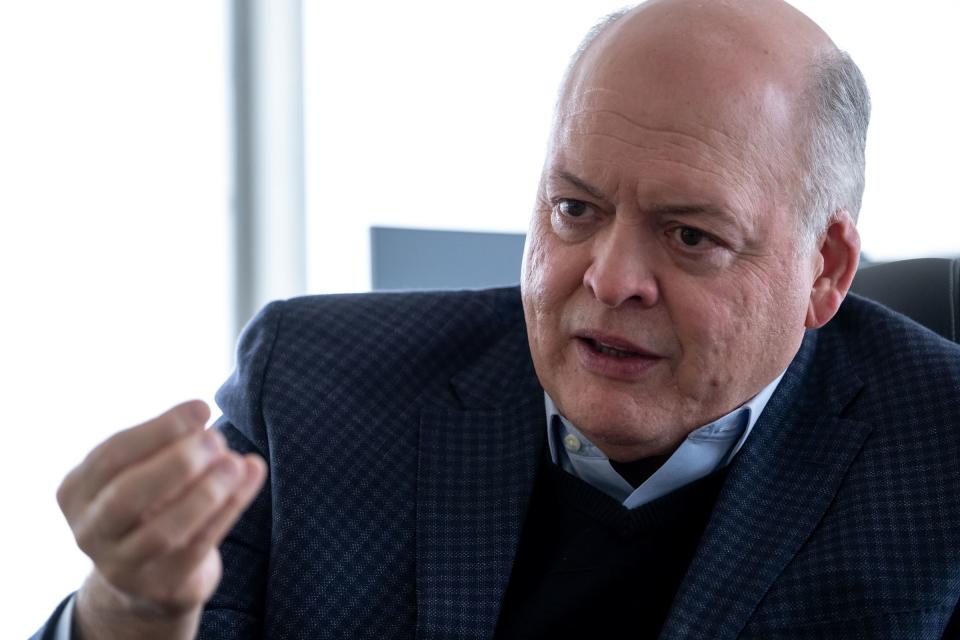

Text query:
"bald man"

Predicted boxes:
[[34, 1, 960, 638]]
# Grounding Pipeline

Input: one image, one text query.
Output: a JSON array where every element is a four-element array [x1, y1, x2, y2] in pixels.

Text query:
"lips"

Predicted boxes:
[[576, 330, 658, 357], [573, 330, 663, 380], [590, 340, 636, 358]]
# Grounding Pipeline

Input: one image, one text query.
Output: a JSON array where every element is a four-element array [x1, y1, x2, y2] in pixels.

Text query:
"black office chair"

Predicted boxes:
[[850, 257, 960, 343]]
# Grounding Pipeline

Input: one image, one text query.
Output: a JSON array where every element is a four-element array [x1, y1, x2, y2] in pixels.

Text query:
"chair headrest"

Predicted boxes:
[[850, 257, 960, 343]]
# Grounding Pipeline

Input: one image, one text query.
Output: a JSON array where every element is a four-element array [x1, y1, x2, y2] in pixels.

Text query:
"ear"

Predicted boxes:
[[805, 209, 861, 329]]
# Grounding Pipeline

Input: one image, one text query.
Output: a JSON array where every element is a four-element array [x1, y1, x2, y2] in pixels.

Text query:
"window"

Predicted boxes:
[[303, 0, 960, 294], [0, 3, 230, 634], [303, 1, 631, 293], [790, 0, 960, 261]]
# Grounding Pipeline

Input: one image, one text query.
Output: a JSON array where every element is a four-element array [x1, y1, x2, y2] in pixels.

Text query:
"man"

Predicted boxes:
[[35, 0, 960, 638]]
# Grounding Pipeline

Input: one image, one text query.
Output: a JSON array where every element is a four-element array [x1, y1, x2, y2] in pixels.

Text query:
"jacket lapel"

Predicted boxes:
[[661, 330, 874, 639], [415, 324, 545, 640]]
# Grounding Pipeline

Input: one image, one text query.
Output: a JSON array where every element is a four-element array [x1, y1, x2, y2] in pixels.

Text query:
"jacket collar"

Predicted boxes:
[[660, 328, 871, 639]]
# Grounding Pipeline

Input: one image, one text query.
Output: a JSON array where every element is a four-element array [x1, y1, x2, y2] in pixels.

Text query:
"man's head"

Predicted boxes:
[[521, 0, 869, 462]]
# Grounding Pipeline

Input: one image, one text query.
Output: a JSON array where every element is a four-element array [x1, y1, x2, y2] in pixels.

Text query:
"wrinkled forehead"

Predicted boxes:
[[551, 1, 829, 186], [555, 80, 797, 152], [560, 0, 834, 130]]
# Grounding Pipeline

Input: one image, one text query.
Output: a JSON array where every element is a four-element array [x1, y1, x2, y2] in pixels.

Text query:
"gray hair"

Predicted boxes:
[[797, 50, 871, 247], [554, 7, 632, 115], [559, 7, 871, 249]]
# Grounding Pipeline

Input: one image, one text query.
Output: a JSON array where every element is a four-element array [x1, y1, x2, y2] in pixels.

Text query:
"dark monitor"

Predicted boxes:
[[371, 226, 526, 291]]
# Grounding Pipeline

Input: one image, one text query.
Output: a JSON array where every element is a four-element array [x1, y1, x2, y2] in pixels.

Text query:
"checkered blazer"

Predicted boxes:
[[35, 287, 960, 639]]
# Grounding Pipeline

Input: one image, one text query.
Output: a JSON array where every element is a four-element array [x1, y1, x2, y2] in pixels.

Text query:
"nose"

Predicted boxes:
[[582, 222, 660, 308]]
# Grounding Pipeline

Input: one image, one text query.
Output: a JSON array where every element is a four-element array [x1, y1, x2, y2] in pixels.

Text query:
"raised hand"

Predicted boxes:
[[56, 400, 266, 640]]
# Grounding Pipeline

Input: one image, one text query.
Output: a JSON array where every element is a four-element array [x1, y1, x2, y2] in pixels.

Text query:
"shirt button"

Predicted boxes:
[[563, 434, 582, 452]]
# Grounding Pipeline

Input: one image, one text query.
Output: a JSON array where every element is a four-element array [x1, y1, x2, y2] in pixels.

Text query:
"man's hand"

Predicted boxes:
[[56, 400, 267, 640]]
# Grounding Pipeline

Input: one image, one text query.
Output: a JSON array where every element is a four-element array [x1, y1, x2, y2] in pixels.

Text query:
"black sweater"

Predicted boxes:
[[494, 451, 729, 639]]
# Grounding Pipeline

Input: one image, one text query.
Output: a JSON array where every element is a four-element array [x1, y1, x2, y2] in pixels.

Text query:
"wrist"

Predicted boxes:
[[74, 571, 202, 640]]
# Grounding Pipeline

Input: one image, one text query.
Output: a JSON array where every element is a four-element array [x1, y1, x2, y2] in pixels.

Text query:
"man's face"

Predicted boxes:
[[521, 16, 821, 461]]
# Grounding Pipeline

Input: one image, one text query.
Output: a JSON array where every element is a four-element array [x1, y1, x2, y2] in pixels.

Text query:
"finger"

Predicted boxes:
[[84, 428, 229, 541], [114, 455, 266, 604], [192, 454, 267, 547], [170, 454, 267, 571], [112, 453, 250, 565], [61, 400, 210, 511]]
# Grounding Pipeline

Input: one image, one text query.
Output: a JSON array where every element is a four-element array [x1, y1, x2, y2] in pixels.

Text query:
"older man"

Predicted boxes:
[[36, 0, 960, 638]]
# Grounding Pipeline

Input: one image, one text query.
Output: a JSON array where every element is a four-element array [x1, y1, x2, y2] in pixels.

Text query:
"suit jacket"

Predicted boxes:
[[35, 287, 960, 639]]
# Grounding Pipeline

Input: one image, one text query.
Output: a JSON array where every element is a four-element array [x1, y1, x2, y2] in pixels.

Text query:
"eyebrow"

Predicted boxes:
[[552, 171, 608, 201], [552, 170, 736, 221]]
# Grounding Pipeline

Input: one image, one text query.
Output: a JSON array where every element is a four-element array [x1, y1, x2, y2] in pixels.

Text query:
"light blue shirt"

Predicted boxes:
[[545, 371, 785, 509], [53, 592, 75, 640]]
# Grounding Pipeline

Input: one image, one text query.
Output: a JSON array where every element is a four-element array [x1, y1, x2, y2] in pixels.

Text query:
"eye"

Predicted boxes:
[[677, 227, 706, 246], [556, 198, 590, 218], [672, 226, 716, 248], [549, 197, 600, 242]]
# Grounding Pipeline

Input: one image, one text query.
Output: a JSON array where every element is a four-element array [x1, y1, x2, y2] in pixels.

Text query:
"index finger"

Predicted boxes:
[[60, 400, 211, 508]]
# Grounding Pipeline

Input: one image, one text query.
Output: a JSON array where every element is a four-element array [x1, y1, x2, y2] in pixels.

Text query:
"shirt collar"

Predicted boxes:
[[544, 371, 785, 508]]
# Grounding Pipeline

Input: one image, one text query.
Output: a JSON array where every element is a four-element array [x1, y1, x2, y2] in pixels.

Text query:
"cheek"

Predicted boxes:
[[521, 221, 584, 318], [521, 228, 549, 312], [675, 267, 808, 398], [521, 223, 558, 361], [673, 286, 759, 392], [522, 219, 590, 371]]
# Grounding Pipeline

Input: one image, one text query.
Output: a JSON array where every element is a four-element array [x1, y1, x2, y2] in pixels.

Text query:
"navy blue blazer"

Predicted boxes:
[[36, 288, 960, 639]]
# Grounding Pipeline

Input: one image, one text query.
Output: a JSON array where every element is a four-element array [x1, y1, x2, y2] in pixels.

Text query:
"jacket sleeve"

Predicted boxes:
[[198, 300, 285, 638]]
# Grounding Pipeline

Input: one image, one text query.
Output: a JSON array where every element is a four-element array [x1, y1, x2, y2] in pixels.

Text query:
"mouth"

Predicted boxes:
[[572, 331, 663, 381], [581, 337, 642, 358], [575, 331, 659, 358]]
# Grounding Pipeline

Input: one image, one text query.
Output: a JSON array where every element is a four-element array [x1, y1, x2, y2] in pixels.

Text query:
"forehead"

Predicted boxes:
[[545, 90, 794, 222], [569, 0, 825, 100], [549, 19, 806, 213], [555, 4, 814, 173], [551, 83, 797, 197]]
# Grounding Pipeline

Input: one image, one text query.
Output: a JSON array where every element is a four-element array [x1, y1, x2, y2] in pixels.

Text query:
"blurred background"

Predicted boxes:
[[1, 1, 957, 635]]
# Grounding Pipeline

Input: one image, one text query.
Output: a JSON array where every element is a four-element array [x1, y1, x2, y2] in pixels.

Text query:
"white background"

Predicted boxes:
[[2, 1, 958, 636], [304, 0, 960, 292], [0, 2, 230, 634]]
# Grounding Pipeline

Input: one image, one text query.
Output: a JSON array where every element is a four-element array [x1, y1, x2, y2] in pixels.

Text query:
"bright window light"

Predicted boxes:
[[0, 3, 230, 635], [303, 0, 960, 294]]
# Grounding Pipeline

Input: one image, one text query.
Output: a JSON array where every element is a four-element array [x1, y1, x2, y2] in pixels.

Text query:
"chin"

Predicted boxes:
[[579, 417, 683, 460], [553, 385, 678, 453]]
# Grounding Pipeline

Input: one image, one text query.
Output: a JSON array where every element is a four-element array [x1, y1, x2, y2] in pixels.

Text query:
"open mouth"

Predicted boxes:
[[573, 333, 661, 380], [582, 337, 642, 358]]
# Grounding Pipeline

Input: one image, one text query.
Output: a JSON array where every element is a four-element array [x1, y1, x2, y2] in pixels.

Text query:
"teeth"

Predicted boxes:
[[594, 342, 635, 358]]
